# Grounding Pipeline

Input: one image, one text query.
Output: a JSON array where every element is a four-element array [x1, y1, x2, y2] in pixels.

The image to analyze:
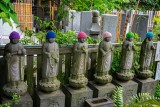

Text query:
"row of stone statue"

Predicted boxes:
[[3, 30, 155, 97]]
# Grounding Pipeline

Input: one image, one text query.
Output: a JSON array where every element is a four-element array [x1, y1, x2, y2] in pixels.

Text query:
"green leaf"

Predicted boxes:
[[3, 0, 10, 4], [9, 13, 18, 24], [0, 3, 9, 12]]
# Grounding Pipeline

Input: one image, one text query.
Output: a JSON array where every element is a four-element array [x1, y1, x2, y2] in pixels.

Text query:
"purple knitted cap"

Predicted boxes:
[[9, 31, 20, 39]]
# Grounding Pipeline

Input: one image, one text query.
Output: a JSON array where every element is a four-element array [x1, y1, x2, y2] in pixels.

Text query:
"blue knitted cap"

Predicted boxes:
[[146, 32, 154, 38], [46, 31, 56, 39]]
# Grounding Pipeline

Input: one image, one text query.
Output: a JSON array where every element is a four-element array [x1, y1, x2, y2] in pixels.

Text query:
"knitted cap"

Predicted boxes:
[[146, 32, 154, 38], [9, 31, 20, 39], [78, 32, 87, 39], [126, 32, 134, 38], [103, 32, 112, 38], [46, 31, 56, 39]]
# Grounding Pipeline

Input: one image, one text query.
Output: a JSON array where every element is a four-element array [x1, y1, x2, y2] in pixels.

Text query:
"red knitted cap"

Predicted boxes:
[[78, 32, 87, 39]]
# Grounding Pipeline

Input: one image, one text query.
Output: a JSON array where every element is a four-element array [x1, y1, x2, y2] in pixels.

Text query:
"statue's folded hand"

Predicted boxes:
[[6, 53, 11, 58]]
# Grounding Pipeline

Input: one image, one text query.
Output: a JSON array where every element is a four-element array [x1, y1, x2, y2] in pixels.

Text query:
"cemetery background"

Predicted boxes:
[[0, 0, 160, 107]]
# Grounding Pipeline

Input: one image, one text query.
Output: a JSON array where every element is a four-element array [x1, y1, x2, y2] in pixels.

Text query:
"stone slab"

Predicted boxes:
[[113, 80, 138, 103], [2, 93, 33, 107], [35, 90, 65, 107], [62, 85, 93, 107], [84, 97, 114, 107], [88, 81, 115, 98], [131, 14, 149, 40], [133, 78, 157, 95], [72, 11, 81, 32], [80, 11, 92, 35], [101, 14, 118, 42]]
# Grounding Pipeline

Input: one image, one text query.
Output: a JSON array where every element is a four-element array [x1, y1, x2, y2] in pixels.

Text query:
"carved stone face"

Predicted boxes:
[[127, 37, 133, 42], [147, 37, 152, 41], [48, 38, 55, 43], [10, 39, 19, 44], [104, 37, 111, 42], [78, 38, 86, 43]]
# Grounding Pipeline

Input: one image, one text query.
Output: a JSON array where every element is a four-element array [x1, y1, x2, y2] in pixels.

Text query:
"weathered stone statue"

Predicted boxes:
[[3, 31, 27, 97], [94, 32, 113, 84], [69, 32, 88, 88], [39, 31, 60, 92], [117, 32, 135, 81], [136, 32, 155, 79]]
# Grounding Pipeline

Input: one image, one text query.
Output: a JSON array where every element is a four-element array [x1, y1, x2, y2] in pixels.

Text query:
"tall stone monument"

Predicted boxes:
[[101, 14, 118, 42], [2, 31, 32, 106], [114, 32, 138, 103], [63, 32, 93, 107], [80, 11, 92, 35], [131, 14, 149, 40], [134, 32, 157, 95], [88, 32, 115, 98], [36, 31, 65, 107], [89, 10, 100, 39]]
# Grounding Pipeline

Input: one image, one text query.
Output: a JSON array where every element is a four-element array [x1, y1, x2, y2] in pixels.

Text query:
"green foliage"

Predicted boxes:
[[125, 93, 160, 107], [12, 93, 20, 104], [0, 0, 18, 26], [0, 93, 20, 107], [111, 47, 121, 74], [113, 86, 123, 107], [155, 81, 160, 98], [152, 17, 160, 36]]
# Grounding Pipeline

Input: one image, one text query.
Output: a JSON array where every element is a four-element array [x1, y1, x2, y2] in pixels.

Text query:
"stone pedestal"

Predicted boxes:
[[88, 81, 115, 98], [133, 78, 157, 95], [113, 80, 138, 103], [2, 93, 33, 107], [35, 90, 65, 107], [62, 85, 93, 107], [84, 97, 114, 107]]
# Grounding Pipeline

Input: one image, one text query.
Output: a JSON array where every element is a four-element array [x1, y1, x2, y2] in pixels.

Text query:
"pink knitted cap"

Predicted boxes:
[[103, 32, 112, 38], [78, 32, 87, 39]]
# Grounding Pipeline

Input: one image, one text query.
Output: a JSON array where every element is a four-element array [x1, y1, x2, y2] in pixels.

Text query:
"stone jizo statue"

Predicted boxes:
[[69, 32, 88, 88], [3, 31, 27, 97], [136, 32, 155, 79], [39, 31, 60, 92], [94, 32, 113, 84], [116, 32, 135, 81]]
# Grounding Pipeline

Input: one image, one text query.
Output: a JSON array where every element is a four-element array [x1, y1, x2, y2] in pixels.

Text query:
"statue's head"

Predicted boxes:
[[46, 31, 56, 43], [78, 32, 87, 43], [103, 31, 112, 42], [126, 32, 134, 42], [146, 32, 154, 41], [9, 31, 20, 44]]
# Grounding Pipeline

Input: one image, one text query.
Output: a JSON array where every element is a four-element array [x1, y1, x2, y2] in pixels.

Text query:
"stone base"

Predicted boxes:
[[62, 85, 93, 107], [2, 93, 33, 107], [133, 78, 157, 95], [88, 81, 115, 98], [35, 90, 65, 107], [84, 97, 114, 107], [113, 80, 138, 103]]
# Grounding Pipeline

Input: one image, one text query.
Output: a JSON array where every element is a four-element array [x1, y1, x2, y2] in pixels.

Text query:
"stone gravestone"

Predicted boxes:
[[155, 41, 160, 80], [101, 14, 118, 42], [80, 11, 92, 35], [64, 10, 76, 32], [120, 13, 126, 35], [72, 11, 81, 33], [131, 14, 149, 40], [155, 62, 160, 80]]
